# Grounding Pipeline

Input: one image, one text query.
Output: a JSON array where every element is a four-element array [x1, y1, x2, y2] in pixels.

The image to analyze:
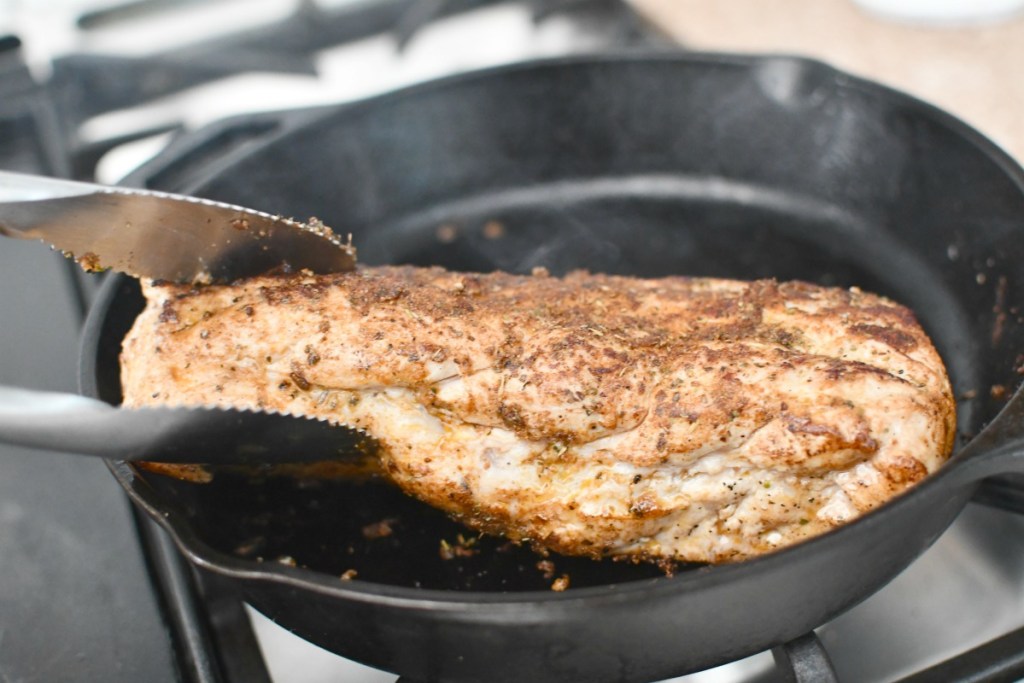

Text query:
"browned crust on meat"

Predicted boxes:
[[121, 266, 956, 563]]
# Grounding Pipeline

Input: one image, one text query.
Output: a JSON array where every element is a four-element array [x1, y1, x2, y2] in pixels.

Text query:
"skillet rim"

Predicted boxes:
[[81, 50, 1024, 609]]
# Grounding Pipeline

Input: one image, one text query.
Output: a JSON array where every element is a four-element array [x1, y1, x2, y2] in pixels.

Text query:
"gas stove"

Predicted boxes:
[[2, 2, 1024, 682]]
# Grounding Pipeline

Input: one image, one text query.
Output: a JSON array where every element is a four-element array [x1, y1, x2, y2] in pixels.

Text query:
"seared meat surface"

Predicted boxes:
[[121, 266, 955, 563]]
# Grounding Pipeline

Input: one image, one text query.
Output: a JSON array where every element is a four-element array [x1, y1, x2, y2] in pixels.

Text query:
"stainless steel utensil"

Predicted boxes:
[[0, 386, 371, 464], [0, 170, 357, 283]]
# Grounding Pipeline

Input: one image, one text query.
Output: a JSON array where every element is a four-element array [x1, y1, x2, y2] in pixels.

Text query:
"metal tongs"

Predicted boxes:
[[0, 170, 365, 464], [0, 387, 370, 464], [0, 169, 356, 282]]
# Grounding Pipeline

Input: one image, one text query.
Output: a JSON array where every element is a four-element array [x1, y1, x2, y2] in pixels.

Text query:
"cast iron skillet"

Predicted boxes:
[[80, 54, 1024, 682]]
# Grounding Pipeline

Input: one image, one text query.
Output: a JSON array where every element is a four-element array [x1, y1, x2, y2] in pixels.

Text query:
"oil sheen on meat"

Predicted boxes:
[[120, 266, 956, 563]]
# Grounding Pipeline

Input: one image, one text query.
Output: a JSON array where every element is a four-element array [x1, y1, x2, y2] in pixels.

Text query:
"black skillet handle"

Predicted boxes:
[[958, 388, 1024, 514]]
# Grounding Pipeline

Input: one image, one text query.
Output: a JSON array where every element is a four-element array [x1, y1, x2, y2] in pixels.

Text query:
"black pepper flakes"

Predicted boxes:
[[290, 370, 311, 391], [305, 345, 321, 366], [158, 300, 178, 323]]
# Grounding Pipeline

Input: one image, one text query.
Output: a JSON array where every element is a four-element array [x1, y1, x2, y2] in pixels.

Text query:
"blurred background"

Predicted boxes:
[[1, 1, 1023, 682], [1, 0, 1022, 181]]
